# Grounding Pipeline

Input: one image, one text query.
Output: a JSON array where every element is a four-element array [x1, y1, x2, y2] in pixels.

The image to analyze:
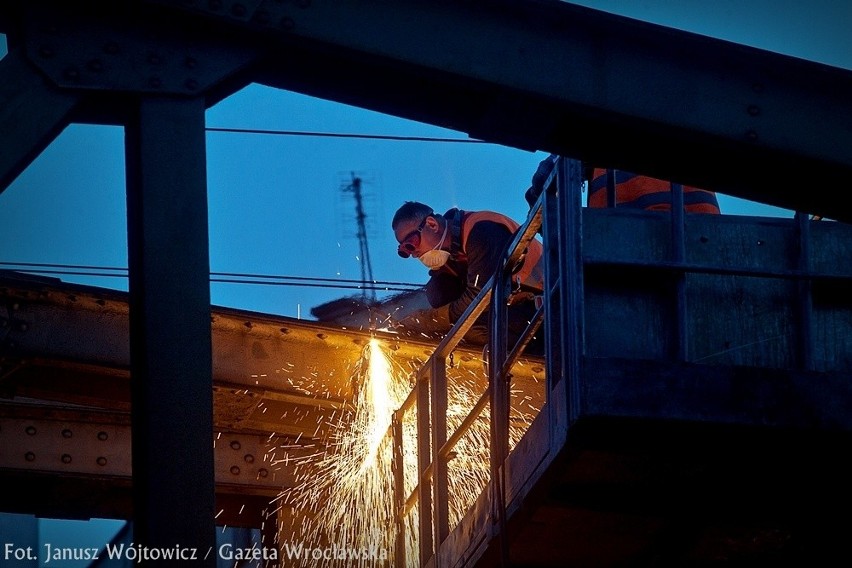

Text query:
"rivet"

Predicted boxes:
[[148, 53, 162, 65], [258, 468, 268, 478], [185, 78, 199, 90], [26, 425, 37, 436], [97, 431, 108, 441], [209, 0, 223, 10], [756, 239, 764, 246], [230, 440, 241, 450], [104, 42, 120, 55], [148, 77, 162, 88], [745, 129, 758, 141], [747, 105, 760, 117], [87, 59, 104, 72], [184, 56, 198, 69], [16, 322, 27, 332], [279, 328, 289, 334], [38, 46, 54, 58], [279, 16, 295, 30], [230, 465, 240, 475], [231, 3, 246, 17], [63, 67, 80, 81], [244, 454, 254, 463], [61, 454, 72, 464], [25, 452, 36, 462], [752, 83, 764, 93], [62, 428, 73, 438], [97, 456, 107, 466], [244, 321, 253, 329], [316, 333, 327, 340]]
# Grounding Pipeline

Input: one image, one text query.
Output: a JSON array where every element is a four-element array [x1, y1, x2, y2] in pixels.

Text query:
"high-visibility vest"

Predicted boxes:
[[459, 210, 545, 296], [588, 168, 721, 214]]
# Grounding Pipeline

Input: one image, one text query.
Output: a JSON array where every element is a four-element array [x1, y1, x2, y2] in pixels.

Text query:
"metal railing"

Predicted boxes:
[[384, 162, 560, 566]]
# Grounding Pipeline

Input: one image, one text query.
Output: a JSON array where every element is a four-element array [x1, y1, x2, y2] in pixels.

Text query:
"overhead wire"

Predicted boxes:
[[0, 262, 424, 293]]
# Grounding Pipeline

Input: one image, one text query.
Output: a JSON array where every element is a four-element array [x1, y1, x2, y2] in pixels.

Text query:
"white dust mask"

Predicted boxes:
[[418, 222, 450, 269]]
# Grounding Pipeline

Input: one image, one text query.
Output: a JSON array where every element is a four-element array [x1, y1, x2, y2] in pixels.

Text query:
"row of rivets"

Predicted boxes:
[[22, 452, 109, 466], [23, 425, 108, 440]]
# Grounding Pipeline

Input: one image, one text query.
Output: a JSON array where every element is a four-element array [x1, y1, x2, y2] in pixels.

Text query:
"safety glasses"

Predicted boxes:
[[397, 215, 430, 258]]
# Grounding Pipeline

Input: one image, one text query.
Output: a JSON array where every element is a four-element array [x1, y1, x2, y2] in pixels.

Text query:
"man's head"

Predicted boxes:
[[392, 201, 449, 260]]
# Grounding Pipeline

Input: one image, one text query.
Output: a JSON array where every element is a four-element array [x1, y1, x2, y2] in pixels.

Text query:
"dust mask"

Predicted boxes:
[[418, 222, 450, 269]]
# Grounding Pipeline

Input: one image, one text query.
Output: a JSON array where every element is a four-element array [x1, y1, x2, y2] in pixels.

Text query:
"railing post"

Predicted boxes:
[[556, 158, 585, 423], [392, 411, 406, 566], [489, 249, 511, 561], [671, 182, 688, 361], [416, 376, 433, 564], [431, 355, 449, 558]]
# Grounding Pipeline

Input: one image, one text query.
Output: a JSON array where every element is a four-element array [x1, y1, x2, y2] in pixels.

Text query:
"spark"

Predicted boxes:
[[276, 338, 537, 567]]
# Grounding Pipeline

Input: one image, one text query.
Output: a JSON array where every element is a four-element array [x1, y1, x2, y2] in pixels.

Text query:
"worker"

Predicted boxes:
[[391, 201, 544, 351], [526, 154, 721, 214]]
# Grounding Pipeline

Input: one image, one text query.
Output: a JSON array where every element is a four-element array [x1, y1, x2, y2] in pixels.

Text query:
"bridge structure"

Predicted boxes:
[[2, 1, 852, 566]]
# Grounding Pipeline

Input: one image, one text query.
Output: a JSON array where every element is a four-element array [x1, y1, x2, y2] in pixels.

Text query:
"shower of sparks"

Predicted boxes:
[[276, 338, 537, 567]]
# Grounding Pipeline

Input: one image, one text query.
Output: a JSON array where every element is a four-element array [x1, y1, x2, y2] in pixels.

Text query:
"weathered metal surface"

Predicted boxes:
[[2, 1, 852, 218]]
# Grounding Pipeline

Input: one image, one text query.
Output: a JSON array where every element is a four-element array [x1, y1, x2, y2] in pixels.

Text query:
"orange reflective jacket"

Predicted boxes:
[[460, 210, 545, 295], [589, 168, 721, 214]]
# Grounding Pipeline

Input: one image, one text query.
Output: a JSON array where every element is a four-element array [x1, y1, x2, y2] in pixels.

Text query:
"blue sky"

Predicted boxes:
[[1, 0, 851, 319]]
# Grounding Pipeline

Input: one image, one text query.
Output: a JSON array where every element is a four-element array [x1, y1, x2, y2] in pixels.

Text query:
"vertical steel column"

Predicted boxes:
[[795, 211, 814, 371], [124, 95, 215, 565], [430, 355, 449, 556], [557, 158, 584, 423], [671, 183, 688, 361]]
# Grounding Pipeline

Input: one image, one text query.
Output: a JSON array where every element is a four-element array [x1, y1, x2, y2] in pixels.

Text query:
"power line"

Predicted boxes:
[[205, 126, 491, 144], [0, 262, 423, 293]]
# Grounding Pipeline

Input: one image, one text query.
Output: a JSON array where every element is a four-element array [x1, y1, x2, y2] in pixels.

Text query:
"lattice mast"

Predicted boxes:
[[343, 173, 376, 303]]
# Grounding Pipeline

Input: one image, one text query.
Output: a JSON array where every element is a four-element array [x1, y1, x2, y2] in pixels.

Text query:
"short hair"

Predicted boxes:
[[392, 201, 435, 230]]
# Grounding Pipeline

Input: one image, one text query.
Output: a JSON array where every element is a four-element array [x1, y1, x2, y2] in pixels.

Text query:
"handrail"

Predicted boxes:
[[388, 179, 548, 566]]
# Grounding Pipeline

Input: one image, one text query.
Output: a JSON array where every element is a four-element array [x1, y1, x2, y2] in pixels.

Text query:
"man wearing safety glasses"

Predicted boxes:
[[391, 201, 544, 350]]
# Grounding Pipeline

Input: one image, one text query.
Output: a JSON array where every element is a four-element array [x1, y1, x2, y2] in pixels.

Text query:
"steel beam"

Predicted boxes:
[[124, 95, 216, 564], [0, 48, 82, 193], [142, 0, 852, 221]]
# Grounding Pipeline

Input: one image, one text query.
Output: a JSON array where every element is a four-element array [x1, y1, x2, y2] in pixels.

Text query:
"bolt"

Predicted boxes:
[[244, 454, 254, 463], [98, 431, 108, 441], [61, 454, 72, 464], [230, 466, 240, 475], [25, 452, 36, 462], [230, 440, 241, 450], [97, 456, 108, 466], [62, 428, 73, 438], [26, 425, 37, 436], [747, 105, 760, 117]]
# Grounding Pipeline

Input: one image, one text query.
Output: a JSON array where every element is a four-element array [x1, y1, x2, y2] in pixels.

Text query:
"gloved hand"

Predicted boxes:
[[525, 153, 558, 208]]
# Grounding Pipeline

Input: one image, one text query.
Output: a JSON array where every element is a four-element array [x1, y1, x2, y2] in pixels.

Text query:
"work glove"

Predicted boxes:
[[525, 153, 558, 208]]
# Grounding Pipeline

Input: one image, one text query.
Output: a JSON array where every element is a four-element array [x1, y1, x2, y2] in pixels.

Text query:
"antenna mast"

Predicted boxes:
[[342, 173, 376, 303]]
